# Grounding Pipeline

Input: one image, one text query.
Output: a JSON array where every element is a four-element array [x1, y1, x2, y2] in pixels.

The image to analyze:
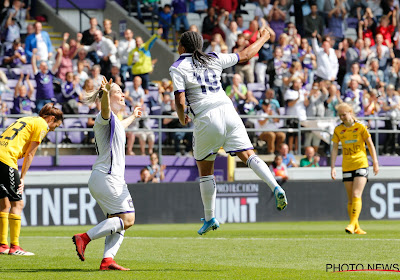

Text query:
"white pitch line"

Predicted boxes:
[[21, 236, 400, 241]]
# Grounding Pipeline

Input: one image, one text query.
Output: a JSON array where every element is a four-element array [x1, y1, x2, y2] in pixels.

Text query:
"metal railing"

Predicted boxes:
[[0, 114, 398, 166], [55, 0, 102, 32]]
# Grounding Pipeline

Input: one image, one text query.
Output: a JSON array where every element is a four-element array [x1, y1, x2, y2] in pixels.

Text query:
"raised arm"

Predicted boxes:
[[52, 48, 63, 73], [121, 107, 143, 129], [14, 73, 24, 97], [238, 28, 271, 63], [100, 77, 112, 120]]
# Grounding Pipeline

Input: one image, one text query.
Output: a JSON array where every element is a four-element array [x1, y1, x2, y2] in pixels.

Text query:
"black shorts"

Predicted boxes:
[[342, 168, 369, 182], [0, 161, 22, 201]]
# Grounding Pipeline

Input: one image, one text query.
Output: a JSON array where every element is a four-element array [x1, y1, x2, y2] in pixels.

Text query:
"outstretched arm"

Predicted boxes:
[[238, 28, 270, 63], [121, 107, 143, 129], [100, 77, 112, 120]]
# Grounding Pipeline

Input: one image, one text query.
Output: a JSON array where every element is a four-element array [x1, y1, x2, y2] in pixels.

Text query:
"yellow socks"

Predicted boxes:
[[349, 197, 362, 228], [9, 213, 21, 246], [0, 212, 9, 245], [347, 202, 360, 229]]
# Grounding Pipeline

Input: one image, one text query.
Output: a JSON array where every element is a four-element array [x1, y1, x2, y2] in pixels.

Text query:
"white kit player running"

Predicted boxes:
[[170, 30, 288, 235], [72, 77, 142, 270]]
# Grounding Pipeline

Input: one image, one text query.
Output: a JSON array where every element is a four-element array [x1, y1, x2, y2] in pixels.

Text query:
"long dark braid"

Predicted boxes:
[[180, 31, 214, 68]]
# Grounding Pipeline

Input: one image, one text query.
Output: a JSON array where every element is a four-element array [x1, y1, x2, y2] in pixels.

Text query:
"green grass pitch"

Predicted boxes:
[[1, 220, 399, 279]]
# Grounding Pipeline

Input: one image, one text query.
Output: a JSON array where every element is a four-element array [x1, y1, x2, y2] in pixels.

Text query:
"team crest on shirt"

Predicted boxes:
[[340, 129, 346, 134], [128, 199, 134, 208], [353, 128, 358, 133]]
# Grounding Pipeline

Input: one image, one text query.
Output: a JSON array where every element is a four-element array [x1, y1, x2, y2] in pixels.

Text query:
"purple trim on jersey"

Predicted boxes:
[[235, 53, 240, 63], [174, 90, 185, 95], [110, 210, 135, 215], [208, 52, 218, 58], [227, 147, 254, 156], [108, 113, 116, 174], [172, 55, 191, 68], [119, 217, 123, 230]]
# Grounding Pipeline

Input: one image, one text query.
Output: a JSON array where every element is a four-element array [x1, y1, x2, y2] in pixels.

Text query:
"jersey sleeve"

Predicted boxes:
[[217, 53, 240, 69], [169, 67, 185, 94], [31, 120, 49, 143], [95, 112, 111, 125], [332, 127, 340, 143], [361, 123, 371, 141]]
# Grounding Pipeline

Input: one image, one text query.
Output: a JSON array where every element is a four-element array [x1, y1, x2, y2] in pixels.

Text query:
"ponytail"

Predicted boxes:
[[180, 31, 214, 68], [83, 89, 103, 104]]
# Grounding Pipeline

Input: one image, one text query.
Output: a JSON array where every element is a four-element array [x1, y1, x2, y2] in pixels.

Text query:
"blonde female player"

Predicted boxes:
[[170, 29, 287, 236], [331, 103, 379, 234], [0, 103, 63, 255], [72, 77, 142, 270]]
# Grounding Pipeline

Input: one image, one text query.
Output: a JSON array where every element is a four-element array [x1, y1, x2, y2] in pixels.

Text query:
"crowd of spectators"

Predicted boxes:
[[1, 0, 400, 158]]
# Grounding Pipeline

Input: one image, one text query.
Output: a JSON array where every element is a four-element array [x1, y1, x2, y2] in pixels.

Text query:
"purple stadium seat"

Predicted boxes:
[[63, 118, 85, 144], [46, 130, 63, 144]]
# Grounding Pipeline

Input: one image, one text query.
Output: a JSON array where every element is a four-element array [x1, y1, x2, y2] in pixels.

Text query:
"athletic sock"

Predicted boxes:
[[9, 213, 21, 246], [103, 230, 125, 259], [246, 154, 279, 191], [87, 217, 124, 241], [348, 202, 360, 229], [200, 175, 216, 221], [0, 212, 9, 245], [350, 197, 362, 227]]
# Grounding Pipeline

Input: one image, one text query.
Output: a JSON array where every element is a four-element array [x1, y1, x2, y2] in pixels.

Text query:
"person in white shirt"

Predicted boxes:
[[117, 29, 136, 82], [311, 31, 339, 81], [218, 11, 240, 52], [170, 30, 287, 236], [82, 30, 117, 79], [72, 77, 142, 271]]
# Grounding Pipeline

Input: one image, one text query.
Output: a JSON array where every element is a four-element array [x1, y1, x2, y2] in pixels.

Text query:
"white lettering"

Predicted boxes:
[[388, 183, 400, 219], [42, 188, 61, 226], [247, 197, 258, 222], [241, 204, 247, 223], [79, 188, 98, 225], [370, 183, 386, 219], [216, 198, 227, 223], [228, 198, 240, 223], [63, 188, 79, 225]]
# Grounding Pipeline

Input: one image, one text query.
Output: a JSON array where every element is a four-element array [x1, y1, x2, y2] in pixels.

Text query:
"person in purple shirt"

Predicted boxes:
[[31, 47, 62, 112], [172, 0, 189, 33], [61, 72, 82, 114], [3, 39, 26, 69], [12, 73, 34, 114]]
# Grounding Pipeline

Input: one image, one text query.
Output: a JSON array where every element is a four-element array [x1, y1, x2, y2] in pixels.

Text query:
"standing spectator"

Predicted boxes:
[[386, 58, 400, 89], [103, 19, 118, 47], [304, 81, 328, 152], [172, 0, 189, 34], [82, 30, 117, 79], [218, 11, 239, 52], [31, 48, 62, 112], [81, 17, 99, 46], [212, 0, 238, 15], [327, 0, 346, 45], [342, 62, 370, 94], [3, 0, 29, 42], [298, 38, 317, 84], [311, 32, 339, 82], [324, 82, 343, 117], [127, 28, 162, 95], [269, 155, 289, 185], [343, 79, 365, 117], [56, 43, 74, 81], [303, 4, 325, 40], [369, 33, 394, 70], [235, 14, 247, 32], [118, 29, 136, 83], [278, 143, 298, 168], [12, 73, 33, 114], [125, 76, 145, 110], [266, 46, 287, 104], [3, 12, 20, 51], [146, 152, 166, 183], [267, 1, 286, 40], [284, 77, 307, 153], [382, 84, 400, 155], [204, 33, 226, 53], [300, 146, 320, 167], [202, 6, 218, 41], [233, 34, 253, 83], [254, 0, 273, 25], [365, 59, 385, 89], [60, 71, 82, 114], [256, 99, 286, 155], [159, 4, 172, 44], [25, 21, 53, 63], [375, 12, 396, 46]]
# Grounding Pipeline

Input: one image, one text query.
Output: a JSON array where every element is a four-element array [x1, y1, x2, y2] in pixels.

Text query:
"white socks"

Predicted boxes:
[[87, 217, 124, 240], [247, 154, 278, 191], [200, 175, 216, 221], [103, 230, 125, 259]]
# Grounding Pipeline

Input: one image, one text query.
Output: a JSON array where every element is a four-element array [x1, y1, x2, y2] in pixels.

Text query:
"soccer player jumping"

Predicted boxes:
[[72, 77, 142, 270], [169, 29, 287, 236]]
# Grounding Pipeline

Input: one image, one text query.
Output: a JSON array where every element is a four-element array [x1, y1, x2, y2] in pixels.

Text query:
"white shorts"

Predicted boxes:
[[137, 131, 155, 142], [88, 170, 135, 217], [193, 103, 253, 161]]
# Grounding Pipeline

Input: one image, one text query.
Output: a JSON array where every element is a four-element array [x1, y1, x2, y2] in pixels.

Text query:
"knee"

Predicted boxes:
[[10, 200, 24, 213], [122, 214, 135, 230]]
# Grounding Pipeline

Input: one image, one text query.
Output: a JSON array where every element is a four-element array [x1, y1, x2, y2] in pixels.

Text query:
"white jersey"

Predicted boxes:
[[92, 112, 126, 178], [169, 52, 240, 117]]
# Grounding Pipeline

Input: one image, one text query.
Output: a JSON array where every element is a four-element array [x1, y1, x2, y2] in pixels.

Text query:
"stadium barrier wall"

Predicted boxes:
[[21, 180, 400, 226]]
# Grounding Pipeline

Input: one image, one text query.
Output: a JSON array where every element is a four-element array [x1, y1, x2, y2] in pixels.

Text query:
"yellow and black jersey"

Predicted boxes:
[[0, 117, 49, 169], [332, 121, 371, 172]]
